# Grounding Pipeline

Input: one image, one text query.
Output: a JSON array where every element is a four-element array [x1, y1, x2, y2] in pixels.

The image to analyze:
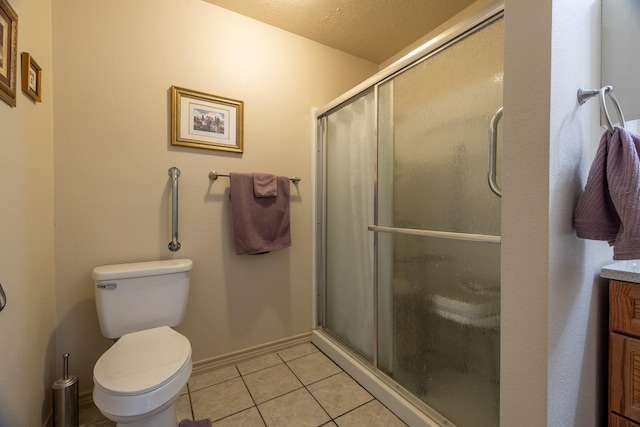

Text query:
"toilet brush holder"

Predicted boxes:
[[52, 353, 79, 427]]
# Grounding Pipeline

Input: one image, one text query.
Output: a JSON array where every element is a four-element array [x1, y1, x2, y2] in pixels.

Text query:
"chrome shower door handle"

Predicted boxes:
[[488, 107, 503, 197], [0, 282, 6, 312]]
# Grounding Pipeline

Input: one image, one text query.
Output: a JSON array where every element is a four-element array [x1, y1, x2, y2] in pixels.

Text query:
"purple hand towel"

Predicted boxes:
[[179, 419, 212, 427], [230, 172, 291, 255], [574, 127, 640, 259], [253, 173, 277, 197]]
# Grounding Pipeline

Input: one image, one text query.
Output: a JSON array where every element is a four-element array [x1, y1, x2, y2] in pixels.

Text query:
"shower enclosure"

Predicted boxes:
[[314, 4, 503, 427]]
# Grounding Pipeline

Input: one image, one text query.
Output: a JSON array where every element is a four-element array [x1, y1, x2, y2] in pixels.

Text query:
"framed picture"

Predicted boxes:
[[21, 52, 41, 102], [171, 86, 244, 153], [0, 0, 17, 107]]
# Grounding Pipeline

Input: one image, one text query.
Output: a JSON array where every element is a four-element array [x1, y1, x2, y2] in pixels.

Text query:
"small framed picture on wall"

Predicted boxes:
[[21, 52, 41, 102], [171, 86, 244, 153], [0, 0, 18, 107]]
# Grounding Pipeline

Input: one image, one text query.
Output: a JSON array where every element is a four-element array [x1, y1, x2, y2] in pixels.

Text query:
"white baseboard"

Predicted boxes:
[[192, 331, 312, 374]]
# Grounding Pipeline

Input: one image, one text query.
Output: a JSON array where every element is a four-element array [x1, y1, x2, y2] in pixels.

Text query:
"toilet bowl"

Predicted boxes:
[[93, 326, 192, 426]]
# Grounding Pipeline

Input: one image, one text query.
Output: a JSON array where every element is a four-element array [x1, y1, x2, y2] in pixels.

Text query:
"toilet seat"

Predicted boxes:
[[94, 326, 191, 395], [93, 326, 192, 422]]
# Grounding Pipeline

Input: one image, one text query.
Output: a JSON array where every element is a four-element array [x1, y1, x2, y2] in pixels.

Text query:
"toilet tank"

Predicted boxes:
[[92, 259, 193, 339]]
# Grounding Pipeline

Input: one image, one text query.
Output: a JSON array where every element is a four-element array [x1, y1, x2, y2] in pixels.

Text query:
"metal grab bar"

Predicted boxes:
[[488, 107, 503, 197], [577, 86, 626, 133], [168, 167, 181, 252], [368, 225, 501, 244]]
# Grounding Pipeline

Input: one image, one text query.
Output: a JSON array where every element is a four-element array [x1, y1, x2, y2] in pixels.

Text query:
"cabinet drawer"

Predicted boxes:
[[611, 333, 640, 422], [611, 412, 640, 427], [611, 281, 640, 337]]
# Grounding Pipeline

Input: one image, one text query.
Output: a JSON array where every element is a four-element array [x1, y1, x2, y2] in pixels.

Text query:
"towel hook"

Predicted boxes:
[[577, 85, 626, 133]]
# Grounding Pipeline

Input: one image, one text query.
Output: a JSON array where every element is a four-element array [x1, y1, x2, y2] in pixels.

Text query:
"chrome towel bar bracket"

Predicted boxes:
[[168, 167, 181, 252], [577, 85, 626, 132], [209, 171, 301, 184]]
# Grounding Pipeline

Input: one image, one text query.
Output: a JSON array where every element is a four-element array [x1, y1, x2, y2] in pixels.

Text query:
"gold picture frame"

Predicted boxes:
[[0, 0, 18, 107], [171, 86, 244, 153], [21, 52, 41, 102]]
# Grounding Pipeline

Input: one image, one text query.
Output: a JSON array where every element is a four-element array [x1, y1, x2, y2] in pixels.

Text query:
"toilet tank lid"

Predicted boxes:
[[92, 259, 193, 281]]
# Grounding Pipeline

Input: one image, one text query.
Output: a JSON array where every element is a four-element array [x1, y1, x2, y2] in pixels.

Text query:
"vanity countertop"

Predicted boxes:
[[601, 260, 640, 284]]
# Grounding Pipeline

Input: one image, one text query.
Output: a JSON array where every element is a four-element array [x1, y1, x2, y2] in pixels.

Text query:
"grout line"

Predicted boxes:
[[236, 364, 269, 426], [186, 382, 195, 421], [280, 352, 343, 424]]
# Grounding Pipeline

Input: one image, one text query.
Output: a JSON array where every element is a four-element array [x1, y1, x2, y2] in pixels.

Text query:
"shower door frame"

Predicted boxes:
[[313, 2, 504, 425]]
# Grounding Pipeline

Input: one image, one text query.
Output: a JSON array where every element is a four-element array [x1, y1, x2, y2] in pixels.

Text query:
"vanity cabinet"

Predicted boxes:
[[609, 279, 640, 426]]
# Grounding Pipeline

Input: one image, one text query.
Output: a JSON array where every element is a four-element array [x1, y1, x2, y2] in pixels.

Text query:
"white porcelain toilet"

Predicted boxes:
[[91, 259, 193, 427]]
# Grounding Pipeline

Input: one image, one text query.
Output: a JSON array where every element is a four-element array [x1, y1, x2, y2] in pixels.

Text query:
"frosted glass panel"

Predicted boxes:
[[376, 18, 503, 427], [378, 19, 503, 237], [324, 91, 375, 359], [377, 233, 500, 427]]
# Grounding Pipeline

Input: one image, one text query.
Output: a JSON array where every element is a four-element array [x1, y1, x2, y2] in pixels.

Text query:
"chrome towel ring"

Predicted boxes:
[[577, 85, 626, 133]]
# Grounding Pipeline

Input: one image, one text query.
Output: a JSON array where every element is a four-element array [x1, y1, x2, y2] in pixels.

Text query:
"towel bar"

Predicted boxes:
[[208, 171, 301, 183]]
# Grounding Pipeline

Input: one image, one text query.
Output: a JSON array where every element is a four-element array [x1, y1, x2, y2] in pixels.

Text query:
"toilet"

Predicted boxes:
[[91, 259, 193, 427]]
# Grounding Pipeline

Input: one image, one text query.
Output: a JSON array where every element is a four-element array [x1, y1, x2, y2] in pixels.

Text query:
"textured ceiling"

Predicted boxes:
[[203, 0, 476, 64]]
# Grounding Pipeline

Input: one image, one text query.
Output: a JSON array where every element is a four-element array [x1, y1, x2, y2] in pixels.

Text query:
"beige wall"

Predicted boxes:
[[502, 0, 611, 425], [0, 0, 56, 425], [52, 0, 378, 396]]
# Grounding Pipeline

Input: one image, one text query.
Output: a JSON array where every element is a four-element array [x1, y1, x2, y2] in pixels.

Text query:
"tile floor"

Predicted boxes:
[[80, 342, 408, 427]]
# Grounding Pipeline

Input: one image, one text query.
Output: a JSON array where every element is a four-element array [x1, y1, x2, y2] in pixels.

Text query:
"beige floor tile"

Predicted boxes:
[[277, 343, 319, 361], [307, 373, 373, 419], [237, 353, 283, 375], [334, 400, 407, 427], [176, 394, 193, 421], [189, 365, 240, 391], [286, 351, 342, 385], [243, 363, 303, 404], [79, 401, 108, 426], [191, 377, 255, 421], [258, 388, 330, 427], [212, 407, 266, 427]]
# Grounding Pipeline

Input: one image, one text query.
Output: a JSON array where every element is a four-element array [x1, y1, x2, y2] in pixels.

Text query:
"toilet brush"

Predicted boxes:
[[52, 353, 79, 427]]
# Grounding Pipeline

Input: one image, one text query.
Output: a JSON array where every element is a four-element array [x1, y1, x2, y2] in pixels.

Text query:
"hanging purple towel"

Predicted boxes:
[[179, 420, 212, 427], [253, 173, 278, 197], [230, 173, 291, 255], [575, 127, 640, 259]]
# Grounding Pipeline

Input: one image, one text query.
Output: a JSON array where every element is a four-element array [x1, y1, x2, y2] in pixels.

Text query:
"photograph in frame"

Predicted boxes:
[[171, 86, 244, 153], [0, 0, 17, 107], [21, 52, 41, 102]]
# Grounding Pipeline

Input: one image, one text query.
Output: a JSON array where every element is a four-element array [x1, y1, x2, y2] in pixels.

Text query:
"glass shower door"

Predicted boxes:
[[375, 18, 503, 427]]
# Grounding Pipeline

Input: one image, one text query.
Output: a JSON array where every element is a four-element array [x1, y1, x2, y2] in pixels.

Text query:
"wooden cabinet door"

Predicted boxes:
[[611, 412, 640, 427], [611, 333, 640, 422], [611, 281, 640, 336]]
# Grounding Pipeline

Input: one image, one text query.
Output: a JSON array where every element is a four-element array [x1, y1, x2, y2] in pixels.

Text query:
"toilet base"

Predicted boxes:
[[110, 402, 177, 427]]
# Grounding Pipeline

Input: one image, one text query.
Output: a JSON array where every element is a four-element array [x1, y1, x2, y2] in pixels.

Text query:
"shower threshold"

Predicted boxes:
[[311, 329, 450, 427]]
